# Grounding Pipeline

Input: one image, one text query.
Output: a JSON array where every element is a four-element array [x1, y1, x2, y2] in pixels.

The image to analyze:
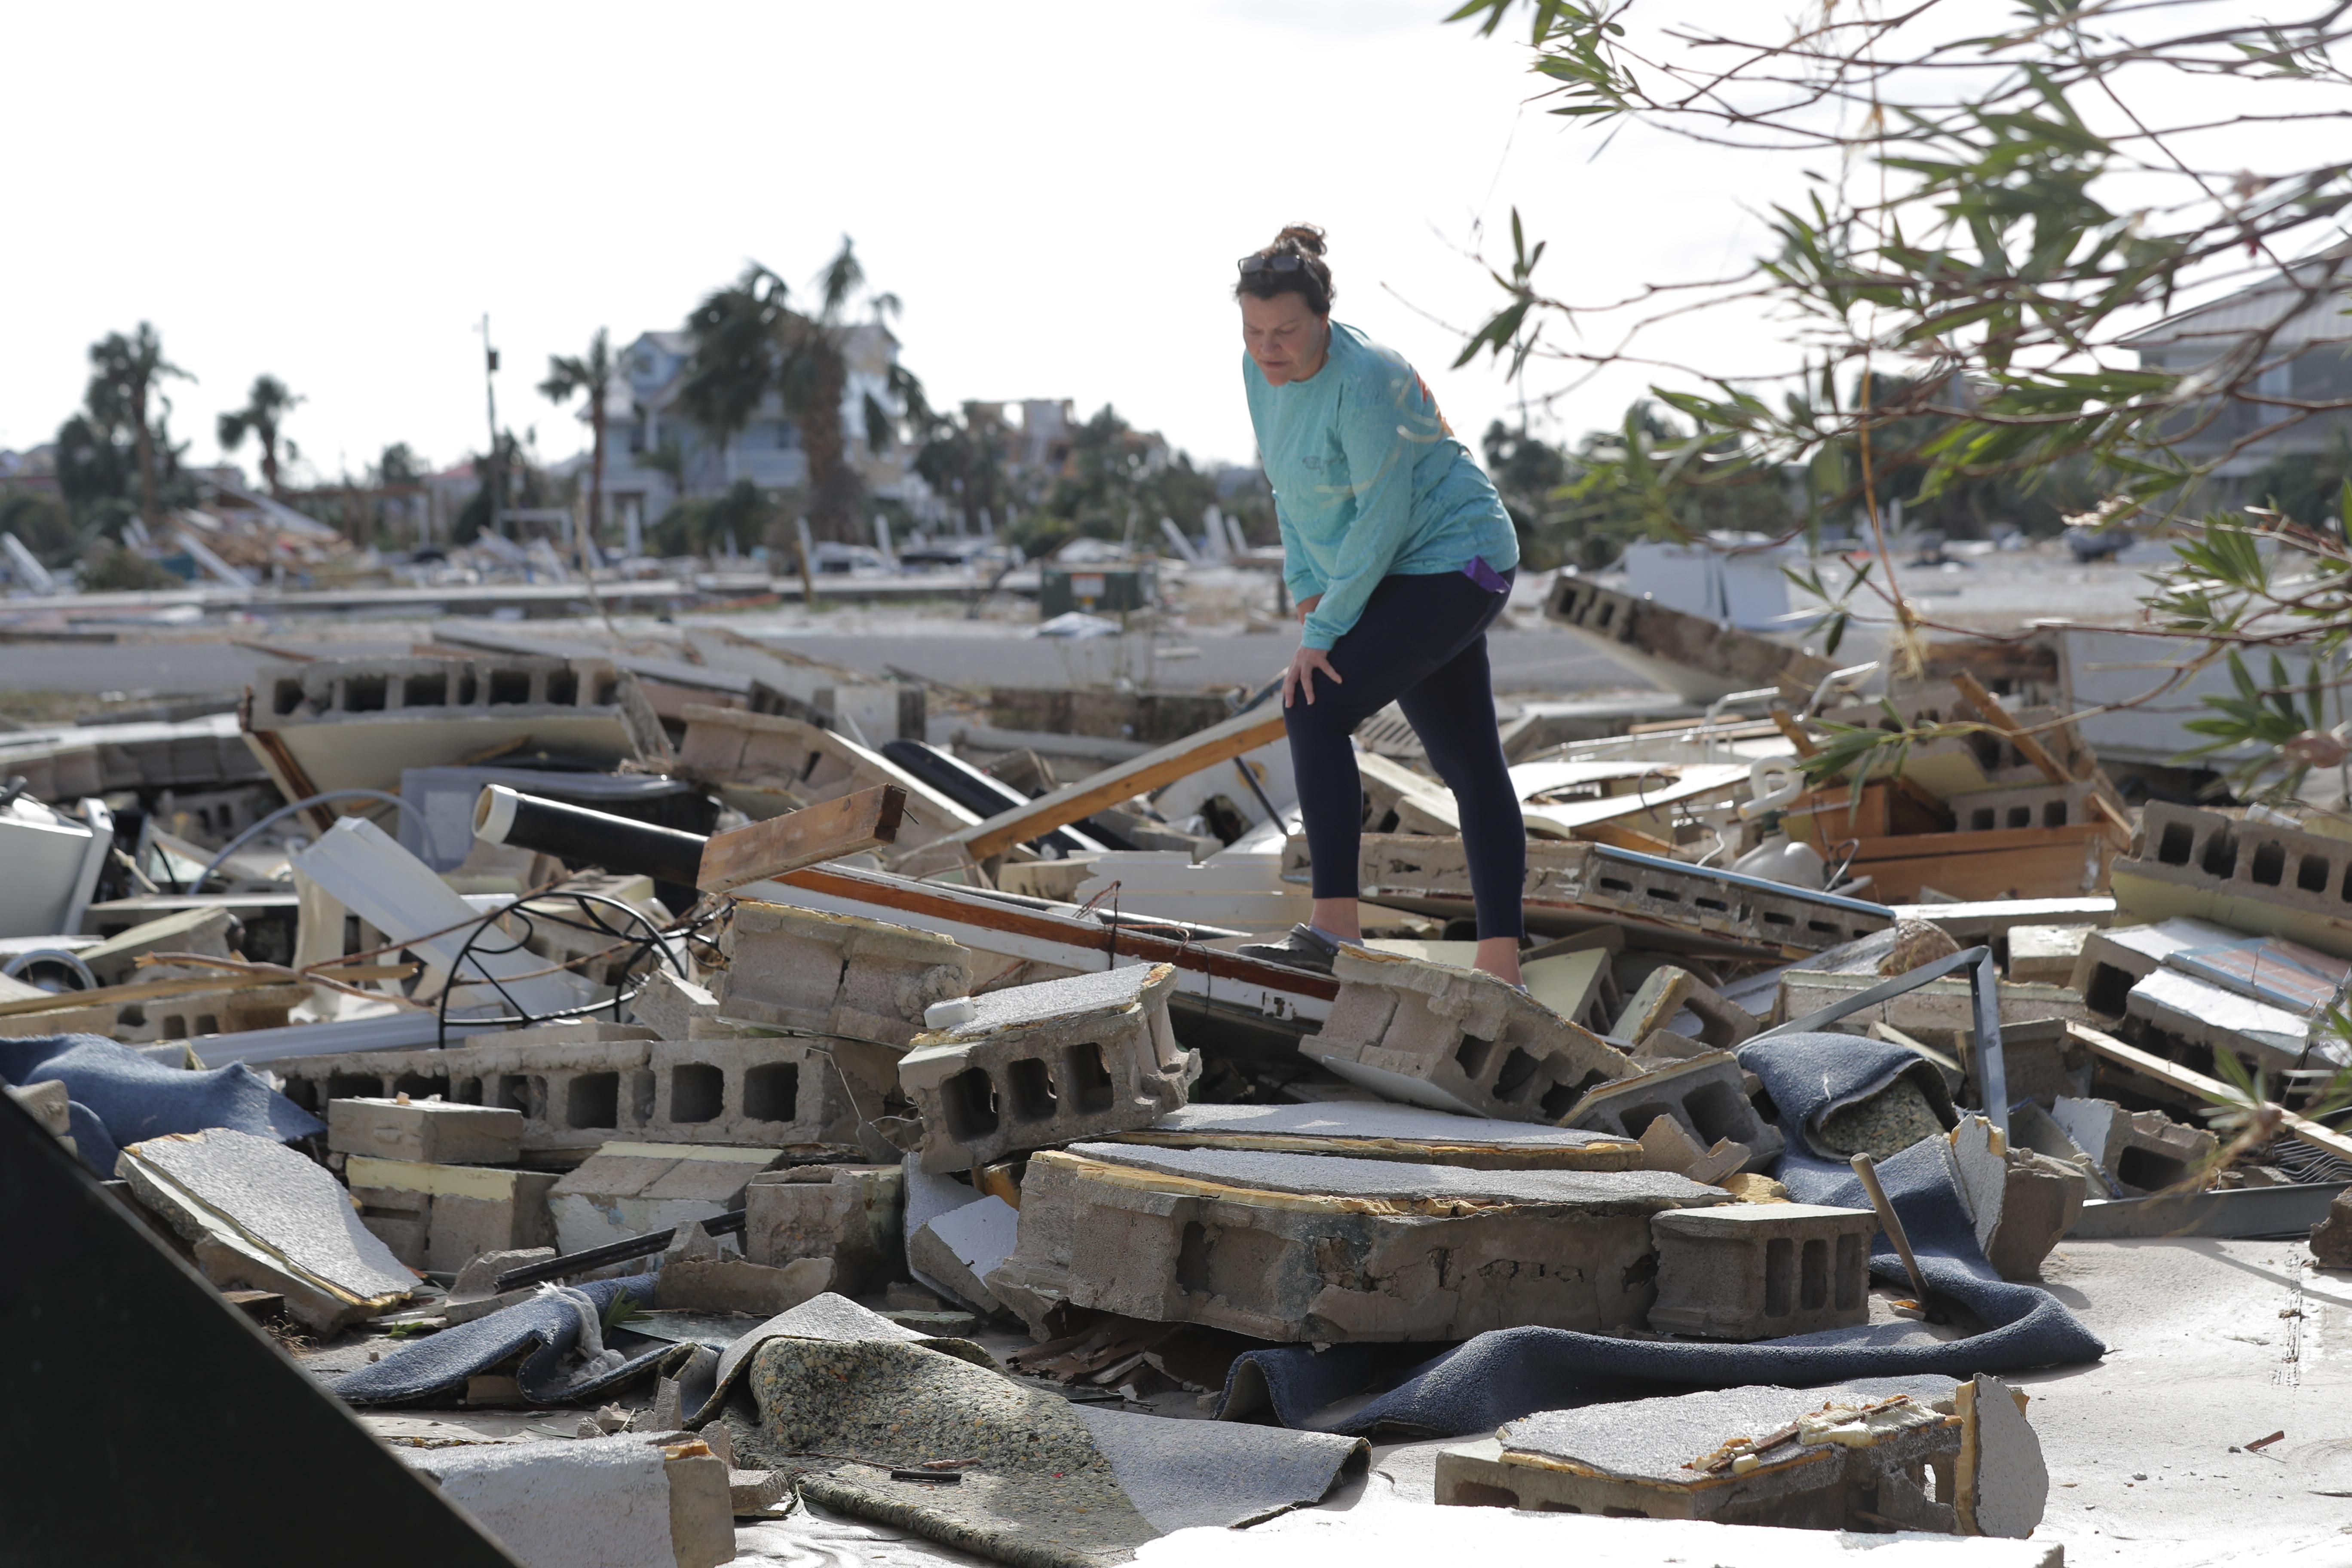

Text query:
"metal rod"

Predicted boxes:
[[1849, 1151, 1934, 1309], [492, 1208, 746, 1294]]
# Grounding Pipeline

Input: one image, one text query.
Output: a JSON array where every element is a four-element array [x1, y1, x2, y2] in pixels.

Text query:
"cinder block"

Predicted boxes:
[[1564, 1052, 1785, 1177], [2113, 801, 2352, 959], [633, 969, 720, 1038], [1949, 1116, 2085, 1280], [2066, 917, 2238, 1014], [1945, 780, 2098, 835], [717, 900, 972, 1046], [404, 1435, 735, 1568], [1434, 1373, 2048, 1539], [985, 1142, 1727, 1343], [547, 1142, 784, 1253], [2005, 924, 2090, 984], [1982, 1017, 2091, 1109], [2048, 1096, 2216, 1195], [742, 1164, 905, 1294], [1304, 946, 1638, 1123], [649, 1035, 859, 1148], [1647, 1202, 1875, 1340], [327, 1096, 525, 1165], [896, 962, 1195, 1172], [1611, 965, 1758, 1049], [346, 1155, 557, 1274]]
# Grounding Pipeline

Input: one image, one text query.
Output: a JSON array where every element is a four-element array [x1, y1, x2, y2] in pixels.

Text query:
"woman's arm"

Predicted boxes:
[[1297, 374, 1429, 651]]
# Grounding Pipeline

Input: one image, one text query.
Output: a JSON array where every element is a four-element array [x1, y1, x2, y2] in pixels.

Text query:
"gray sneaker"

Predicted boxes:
[[1235, 923, 1341, 975]]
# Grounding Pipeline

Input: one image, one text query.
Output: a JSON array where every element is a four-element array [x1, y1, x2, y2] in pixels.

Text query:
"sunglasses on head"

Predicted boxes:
[[1237, 253, 1307, 277]]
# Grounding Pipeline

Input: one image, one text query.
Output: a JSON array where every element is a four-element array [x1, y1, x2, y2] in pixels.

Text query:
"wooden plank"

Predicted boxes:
[[949, 706, 1290, 862], [1798, 820, 2112, 863], [0, 964, 413, 1020], [1834, 841, 2101, 903], [696, 784, 905, 894], [2067, 1020, 2352, 1166]]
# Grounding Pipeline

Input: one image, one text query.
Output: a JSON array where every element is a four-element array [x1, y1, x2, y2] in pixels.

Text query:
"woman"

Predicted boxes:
[[1229, 225, 1528, 985]]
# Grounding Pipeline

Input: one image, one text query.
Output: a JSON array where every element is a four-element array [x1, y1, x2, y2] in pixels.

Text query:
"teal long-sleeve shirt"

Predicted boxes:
[[1243, 320, 1518, 651]]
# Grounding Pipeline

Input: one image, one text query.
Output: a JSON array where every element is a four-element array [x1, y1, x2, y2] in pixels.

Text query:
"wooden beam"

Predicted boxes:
[[947, 706, 1289, 862], [697, 784, 905, 894], [0, 964, 414, 1020], [2065, 1020, 2352, 1165]]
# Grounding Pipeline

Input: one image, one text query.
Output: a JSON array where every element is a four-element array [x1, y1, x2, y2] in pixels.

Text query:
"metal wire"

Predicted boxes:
[[430, 888, 705, 1046], [183, 788, 433, 893]]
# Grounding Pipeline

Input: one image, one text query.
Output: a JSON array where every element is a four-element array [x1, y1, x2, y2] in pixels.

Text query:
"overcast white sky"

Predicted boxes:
[[0, 1, 1806, 484], [0, 2, 2307, 488]]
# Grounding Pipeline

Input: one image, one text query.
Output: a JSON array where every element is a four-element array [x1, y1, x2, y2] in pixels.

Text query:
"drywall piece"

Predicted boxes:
[[1435, 1375, 2006, 1535], [118, 1128, 414, 1331], [2125, 967, 2313, 1069], [632, 970, 720, 1039], [292, 817, 590, 1020], [1520, 947, 1617, 1034], [1611, 965, 1759, 1049], [1305, 945, 1638, 1123], [1948, 1117, 2086, 1281], [2066, 916, 2240, 1014], [908, 1194, 1020, 1318], [1648, 1203, 1875, 1340], [345, 1156, 558, 1275], [547, 1142, 785, 1254], [743, 1164, 905, 1293], [897, 962, 1196, 1172], [900, 1155, 981, 1306], [1954, 1374, 2049, 1539], [1564, 1052, 1785, 1176], [327, 1097, 525, 1166], [1068, 851, 1310, 935], [716, 899, 972, 1047], [245, 652, 661, 805], [406, 1435, 733, 1568], [649, 1035, 861, 1148], [2112, 801, 2352, 960], [1104, 1101, 1642, 1171], [75, 906, 239, 986], [655, 1220, 835, 1316], [2004, 925, 2088, 985], [985, 1142, 1726, 1343], [1312, 834, 1892, 952], [2048, 1097, 2217, 1196]]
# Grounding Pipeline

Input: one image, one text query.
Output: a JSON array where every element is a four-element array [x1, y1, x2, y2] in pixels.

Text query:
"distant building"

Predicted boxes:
[[2122, 248, 2352, 501], [0, 446, 60, 496], [592, 321, 932, 531]]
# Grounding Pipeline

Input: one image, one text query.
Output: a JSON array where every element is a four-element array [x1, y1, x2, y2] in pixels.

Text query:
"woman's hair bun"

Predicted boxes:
[[1272, 224, 1327, 256]]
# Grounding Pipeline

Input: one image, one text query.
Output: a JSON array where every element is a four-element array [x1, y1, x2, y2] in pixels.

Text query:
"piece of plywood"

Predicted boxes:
[[696, 785, 904, 894], [949, 707, 1289, 862]]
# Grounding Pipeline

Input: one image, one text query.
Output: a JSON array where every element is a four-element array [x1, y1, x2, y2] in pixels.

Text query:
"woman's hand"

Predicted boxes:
[[1283, 643, 1342, 707]]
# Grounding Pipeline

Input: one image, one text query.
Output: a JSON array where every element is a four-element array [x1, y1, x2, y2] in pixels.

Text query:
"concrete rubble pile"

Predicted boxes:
[[10, 612, 2352, 1568]]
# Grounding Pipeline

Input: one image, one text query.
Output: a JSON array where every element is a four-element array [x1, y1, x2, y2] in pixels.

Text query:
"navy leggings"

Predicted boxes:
[[1284, 569, 1524, 940]]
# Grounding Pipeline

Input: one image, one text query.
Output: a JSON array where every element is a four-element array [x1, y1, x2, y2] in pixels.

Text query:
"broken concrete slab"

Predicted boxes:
[[897, 962, 1195, 1172], [741, 1163, 905, 1295], [716, 898, 972, 1047], [2048, 1097, 2217, 1195], [2310, 1190, 2352, 1268], [327, 1096, 524, 1166], [345, 1155, 557, 1275], [1647, 1202, 1875, 1340], [1948, 1116, 2086, 1281], [1305, 945, 1637, 1123], [2124, 965, 2316, 1070], [1102, 1101, 1643, 1170], [631, 969, 720, 1039], [2004, 925, 2088, 985], [908, 1192, 1020, 1318], [1563, 1051, 1785, 1176], [1434, 1372, 2044, 1539], [655, 1220, 835, 1316], [986, 1142, 1727, 1342], [404, 1433, 733, 1568], [548, 1142, 785, 1254], [118, 1127, 414, 1331]]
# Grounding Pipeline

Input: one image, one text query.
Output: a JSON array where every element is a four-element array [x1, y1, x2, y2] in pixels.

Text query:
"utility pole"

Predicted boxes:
[[479, 314, 503, 539]]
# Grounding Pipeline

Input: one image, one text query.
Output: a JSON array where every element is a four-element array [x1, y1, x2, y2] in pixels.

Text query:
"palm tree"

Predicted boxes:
[[679, 237, 901, 542], [539, 330, 614, 551], [86, 324, 190, 527], [216, 374, 304, 496]]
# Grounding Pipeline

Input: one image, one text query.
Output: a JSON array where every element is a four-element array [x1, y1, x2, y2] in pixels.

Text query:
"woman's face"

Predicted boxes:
[[1241, 292, 1329, 385]]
